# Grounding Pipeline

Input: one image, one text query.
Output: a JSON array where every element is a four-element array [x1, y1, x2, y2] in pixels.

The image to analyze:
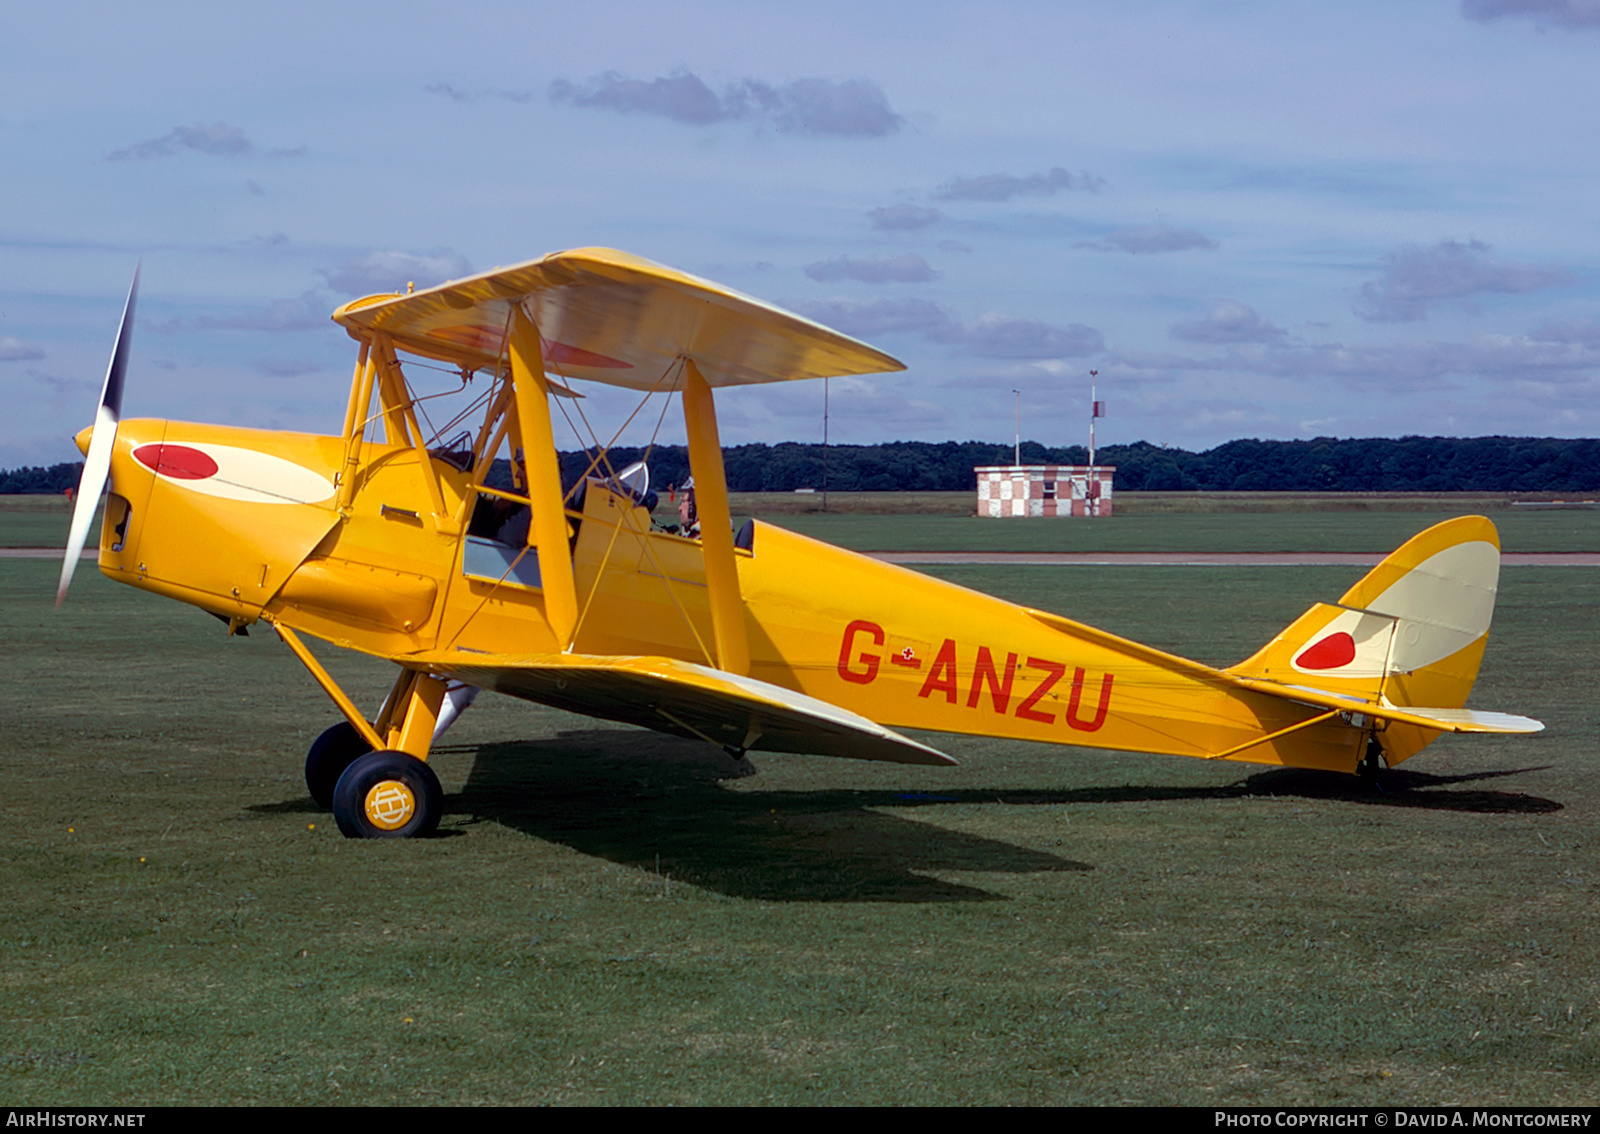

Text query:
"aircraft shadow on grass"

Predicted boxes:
[[451, 730, 1560, 900], [444, 730, 1090, 903], [985, 763, 1562, 815], [252, 730, 1559, 901], [1235, 763, 1561, 813]]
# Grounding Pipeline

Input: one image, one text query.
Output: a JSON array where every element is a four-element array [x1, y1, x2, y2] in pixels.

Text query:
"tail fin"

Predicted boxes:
[[1228, 515, 1524, 764]]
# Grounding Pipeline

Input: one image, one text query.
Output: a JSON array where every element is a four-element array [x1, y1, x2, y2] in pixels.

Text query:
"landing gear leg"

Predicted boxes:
[[274, 619, 450, 839], [326, 668, 450, 838], [374, 669, 449, 757]]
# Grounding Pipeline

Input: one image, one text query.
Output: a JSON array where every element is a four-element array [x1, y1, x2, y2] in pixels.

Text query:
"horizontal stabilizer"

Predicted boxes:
[[1225, 674, 1543, 736], [1370, 704, 1543, 735], [420, 650, 956, 766]]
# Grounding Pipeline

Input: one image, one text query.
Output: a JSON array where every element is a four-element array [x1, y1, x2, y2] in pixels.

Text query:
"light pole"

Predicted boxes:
[[822, 377, 829, 513], [1088, 371, 1098, 472], [1088, 370, 1102, 517], [1012, 389, 1021, 467]]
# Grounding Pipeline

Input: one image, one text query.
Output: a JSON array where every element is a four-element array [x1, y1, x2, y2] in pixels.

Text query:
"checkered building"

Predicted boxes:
[[974, 465, 1115, 518]]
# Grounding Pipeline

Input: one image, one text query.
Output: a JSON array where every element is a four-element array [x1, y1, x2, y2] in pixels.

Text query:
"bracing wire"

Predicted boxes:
[[444, 305, 716, 665], [536, 340, 714, 665]]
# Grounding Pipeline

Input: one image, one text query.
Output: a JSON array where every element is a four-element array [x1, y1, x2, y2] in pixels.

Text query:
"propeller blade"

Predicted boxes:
[[56, 264, 140, 608]]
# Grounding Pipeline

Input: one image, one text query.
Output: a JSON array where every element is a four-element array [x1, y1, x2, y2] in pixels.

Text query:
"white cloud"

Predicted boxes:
[[794, 298, 1102, 360], [767, 77, 904, 136], [1115, 331, 1600, 396], [150, 291, 331, 334], [1531, 317, 1600, 343], [109, 122, 255, 160], [1355, 239, 1570, 323], [804, 254, 940, 284], [548, 70, 904, 136], [959, 314, 1103, 359], [1169, 301, 1288, 344], [935, 167, 1104, 201], [319, 249, 473, 297], [1077, 225, 1217, 254], [791, 297, 963, 342], [425, 83, 533, 104], [720, 374, 948, 438], [0, 337, 45, 362], [1461, 0, 1600, 30], [426, 83, 473, 103], [866, 204, 941, 231]]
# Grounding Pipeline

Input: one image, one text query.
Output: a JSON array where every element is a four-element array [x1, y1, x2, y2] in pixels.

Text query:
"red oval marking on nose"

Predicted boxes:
[[1295, 631, 1356, 670], [133, 443, 219, 481]]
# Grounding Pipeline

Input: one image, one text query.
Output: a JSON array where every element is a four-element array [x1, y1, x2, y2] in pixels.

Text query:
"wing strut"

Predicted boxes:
[[682, 359, 750, 675], [372, 334, 449, 522], [335, 342, 375, 515], [508, 306, 580, 646]]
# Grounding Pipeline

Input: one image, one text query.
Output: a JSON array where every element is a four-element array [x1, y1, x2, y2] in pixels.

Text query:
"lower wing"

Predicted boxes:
[[417, 650, 956, 766]]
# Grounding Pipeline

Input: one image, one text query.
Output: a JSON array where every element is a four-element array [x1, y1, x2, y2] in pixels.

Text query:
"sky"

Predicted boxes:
[[2, 0, 1598, 468]]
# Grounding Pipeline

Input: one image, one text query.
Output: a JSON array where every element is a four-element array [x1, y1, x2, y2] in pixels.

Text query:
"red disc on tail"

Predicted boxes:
[[1294, 632, 1356, 670]]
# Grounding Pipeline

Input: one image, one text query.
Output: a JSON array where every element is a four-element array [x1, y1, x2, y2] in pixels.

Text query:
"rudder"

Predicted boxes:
[[1228, 516, 1503, 765]]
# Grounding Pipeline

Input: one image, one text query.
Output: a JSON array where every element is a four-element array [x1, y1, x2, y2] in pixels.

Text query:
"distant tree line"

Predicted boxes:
[[9, 437, 1600, 495], [549, 436, 1600, 494], [0, 462, 83, 495]]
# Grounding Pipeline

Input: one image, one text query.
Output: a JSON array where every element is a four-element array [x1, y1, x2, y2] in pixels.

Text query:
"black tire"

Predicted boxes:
[[305, 721, 373, 809], [331, 750, 443, 839]]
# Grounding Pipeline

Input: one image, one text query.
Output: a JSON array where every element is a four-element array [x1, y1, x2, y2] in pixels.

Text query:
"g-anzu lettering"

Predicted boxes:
[[834, 619, 1114, 733]]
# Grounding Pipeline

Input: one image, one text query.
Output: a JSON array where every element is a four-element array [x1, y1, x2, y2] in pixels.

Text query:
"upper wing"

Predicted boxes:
[[417, 650, 955, 766], [331, 247, 904, 390]]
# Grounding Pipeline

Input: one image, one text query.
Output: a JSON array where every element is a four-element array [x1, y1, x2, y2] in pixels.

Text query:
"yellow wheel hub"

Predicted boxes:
[[364, 779, 416, 830]]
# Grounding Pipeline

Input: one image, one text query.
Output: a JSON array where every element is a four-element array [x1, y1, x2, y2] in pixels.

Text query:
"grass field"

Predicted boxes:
[[6, 491, 1599, 553], [727, 489, 1594, 516], [741, 492, 1600, 553], [3, 538, 1595, 1105], [0, 496, 89, 551], [750, 509, 1600, 554]]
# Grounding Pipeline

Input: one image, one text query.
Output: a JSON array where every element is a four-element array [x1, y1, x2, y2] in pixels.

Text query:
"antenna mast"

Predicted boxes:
[[1012, 389, 1021, 467], [1088, 371, 1098, 471]]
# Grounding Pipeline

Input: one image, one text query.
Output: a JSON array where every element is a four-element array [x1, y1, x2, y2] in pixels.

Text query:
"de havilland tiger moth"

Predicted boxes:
[[55, 248, 1543, 838]]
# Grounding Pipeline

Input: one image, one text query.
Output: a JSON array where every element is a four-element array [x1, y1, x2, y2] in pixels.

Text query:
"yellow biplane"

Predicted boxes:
[[58, 249, 1542, 838]]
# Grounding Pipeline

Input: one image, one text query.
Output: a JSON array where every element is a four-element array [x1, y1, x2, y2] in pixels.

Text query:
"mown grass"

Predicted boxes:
[[719, 492, 1600, 553], [2, 552, 1594, 1105], [728, 489, 1588, 516], [10, 492, 1600, 553], [747, 509, 1600, 554], [0, 496, 92, 550]]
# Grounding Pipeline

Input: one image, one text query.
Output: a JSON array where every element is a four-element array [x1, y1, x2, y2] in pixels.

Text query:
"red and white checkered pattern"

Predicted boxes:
[[974, 465, 1116, 517]]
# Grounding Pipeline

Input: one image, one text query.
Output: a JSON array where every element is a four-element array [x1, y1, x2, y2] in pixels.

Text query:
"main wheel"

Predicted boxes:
[[305, 721, 373, 809], [331, 750, 443, 839]]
